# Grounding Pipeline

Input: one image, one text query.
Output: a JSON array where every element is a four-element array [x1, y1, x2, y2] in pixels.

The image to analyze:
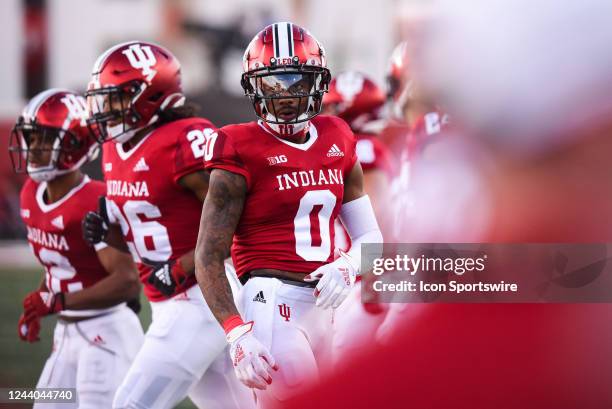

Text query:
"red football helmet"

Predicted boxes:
[[386, 41, 412, 117], [323, 71, 385, 131], [9, 89, 98, 182], [241, 22, 331, 134], [85, 41, 185, 144]]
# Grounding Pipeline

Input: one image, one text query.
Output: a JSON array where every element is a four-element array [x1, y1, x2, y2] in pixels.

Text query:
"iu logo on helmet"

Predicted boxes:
[[122, 44, 157, 81], [336, 71, 365, 102], [278, 303, 291, 322], [61, 94, 89, 126]]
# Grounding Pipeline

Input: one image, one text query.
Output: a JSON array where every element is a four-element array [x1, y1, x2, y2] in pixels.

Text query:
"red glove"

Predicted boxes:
[[18, 313, 41, 343], [23, 291, 65, 322]]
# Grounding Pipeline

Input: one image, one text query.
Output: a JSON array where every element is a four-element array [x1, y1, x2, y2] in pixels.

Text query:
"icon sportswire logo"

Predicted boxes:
[[327, 144, 344, 157]]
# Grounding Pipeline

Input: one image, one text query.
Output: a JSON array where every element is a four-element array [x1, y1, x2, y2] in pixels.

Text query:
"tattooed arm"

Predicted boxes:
[[195, 169, 246, 323]]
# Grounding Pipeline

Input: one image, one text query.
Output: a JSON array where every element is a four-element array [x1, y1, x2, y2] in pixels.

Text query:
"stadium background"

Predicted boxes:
[[0, 0, 413, 407]]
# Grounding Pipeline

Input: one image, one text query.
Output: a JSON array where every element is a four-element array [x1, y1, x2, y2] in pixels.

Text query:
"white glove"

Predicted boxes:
[[304, 249, 358, 309], [227, 321, 278, 390]]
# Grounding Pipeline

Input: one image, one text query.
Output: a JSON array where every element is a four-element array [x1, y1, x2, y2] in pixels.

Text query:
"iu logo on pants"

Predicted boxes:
[[278, 303, 291, 322]]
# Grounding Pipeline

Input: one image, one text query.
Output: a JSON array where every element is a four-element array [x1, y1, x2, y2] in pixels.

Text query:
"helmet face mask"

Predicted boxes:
[[85, 80, 143, 144], [243, 67, 329, 125], [9, 89, 98, 183], [10, 121, 89, 183], [241, 23, 331, 130]]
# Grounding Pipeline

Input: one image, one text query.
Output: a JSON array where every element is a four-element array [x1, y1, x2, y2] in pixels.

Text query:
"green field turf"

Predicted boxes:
[[0, 267, 196, 409]]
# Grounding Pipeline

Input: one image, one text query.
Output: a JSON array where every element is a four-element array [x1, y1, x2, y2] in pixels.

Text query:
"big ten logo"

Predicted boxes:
[[122, 44, 157, 81], [267, 155, 288, 166], [61, 94, 89, 126], [186, 128, 218, 161]]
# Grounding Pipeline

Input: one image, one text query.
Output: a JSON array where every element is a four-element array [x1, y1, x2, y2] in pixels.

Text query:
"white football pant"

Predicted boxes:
[[331, 281, 386, 365], [113, 265, 253, 409], [238, 277, 333, 407], [34, 306, 144, 409]]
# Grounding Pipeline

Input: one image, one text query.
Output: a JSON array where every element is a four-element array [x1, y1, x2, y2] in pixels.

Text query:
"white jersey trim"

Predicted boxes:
[[36, 175, 91, 214], [115, 130, 153, 161]]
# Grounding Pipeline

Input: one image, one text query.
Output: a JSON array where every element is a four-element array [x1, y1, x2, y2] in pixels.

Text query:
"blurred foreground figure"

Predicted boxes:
[[380, 39, 451, 242], [323, 71, 392, 233], [322, 72, 392, 364], [281, 0, 612, 407]]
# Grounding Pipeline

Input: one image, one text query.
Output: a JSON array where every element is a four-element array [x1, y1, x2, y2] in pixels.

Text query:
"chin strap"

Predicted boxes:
[[261, 119, 310, 141]]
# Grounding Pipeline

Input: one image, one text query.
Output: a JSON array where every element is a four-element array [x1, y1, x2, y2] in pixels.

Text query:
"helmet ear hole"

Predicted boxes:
[[149, 91, 163, 102], [70, 135, 82, 149]]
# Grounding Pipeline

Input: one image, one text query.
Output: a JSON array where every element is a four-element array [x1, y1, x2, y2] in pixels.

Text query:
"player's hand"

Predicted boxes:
[[143, 258, 187, 297], [227, 321, 278, 390], [23, 291, 65, 322], [82, 196, 109, 245], [18, 313, 41, 343], [304, 249, 357, 309]]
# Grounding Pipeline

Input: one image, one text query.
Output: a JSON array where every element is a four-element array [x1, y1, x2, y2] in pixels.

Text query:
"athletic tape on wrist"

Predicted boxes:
[[222, 315, 244, 334]]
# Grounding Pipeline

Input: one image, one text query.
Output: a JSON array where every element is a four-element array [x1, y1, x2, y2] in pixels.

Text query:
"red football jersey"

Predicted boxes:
[[354, 133, 393, 178], [20, 176, 109, 296], [206, 115, 357, 277], [102, 118, 216, 301]]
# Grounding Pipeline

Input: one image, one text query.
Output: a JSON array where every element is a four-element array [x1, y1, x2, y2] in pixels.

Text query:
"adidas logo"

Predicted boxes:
[[51, 215, 64, 229], [253, 291, 266, 304], [133, 157, 149, 172], [104, 163, 112, 172], [327, 144, 344, 157]]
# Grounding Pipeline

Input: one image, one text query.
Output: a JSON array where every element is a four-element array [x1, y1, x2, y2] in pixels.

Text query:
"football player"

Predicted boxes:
[[383, 41, 451, 241], [82, 41, 248, 409], [9, 89, 144, 409], [371, 41, 452, 345], [322, 71, 393, 233], [382, 41, 449, 159], [322, 72, 393, 359], [194, 22, 383, 406]]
